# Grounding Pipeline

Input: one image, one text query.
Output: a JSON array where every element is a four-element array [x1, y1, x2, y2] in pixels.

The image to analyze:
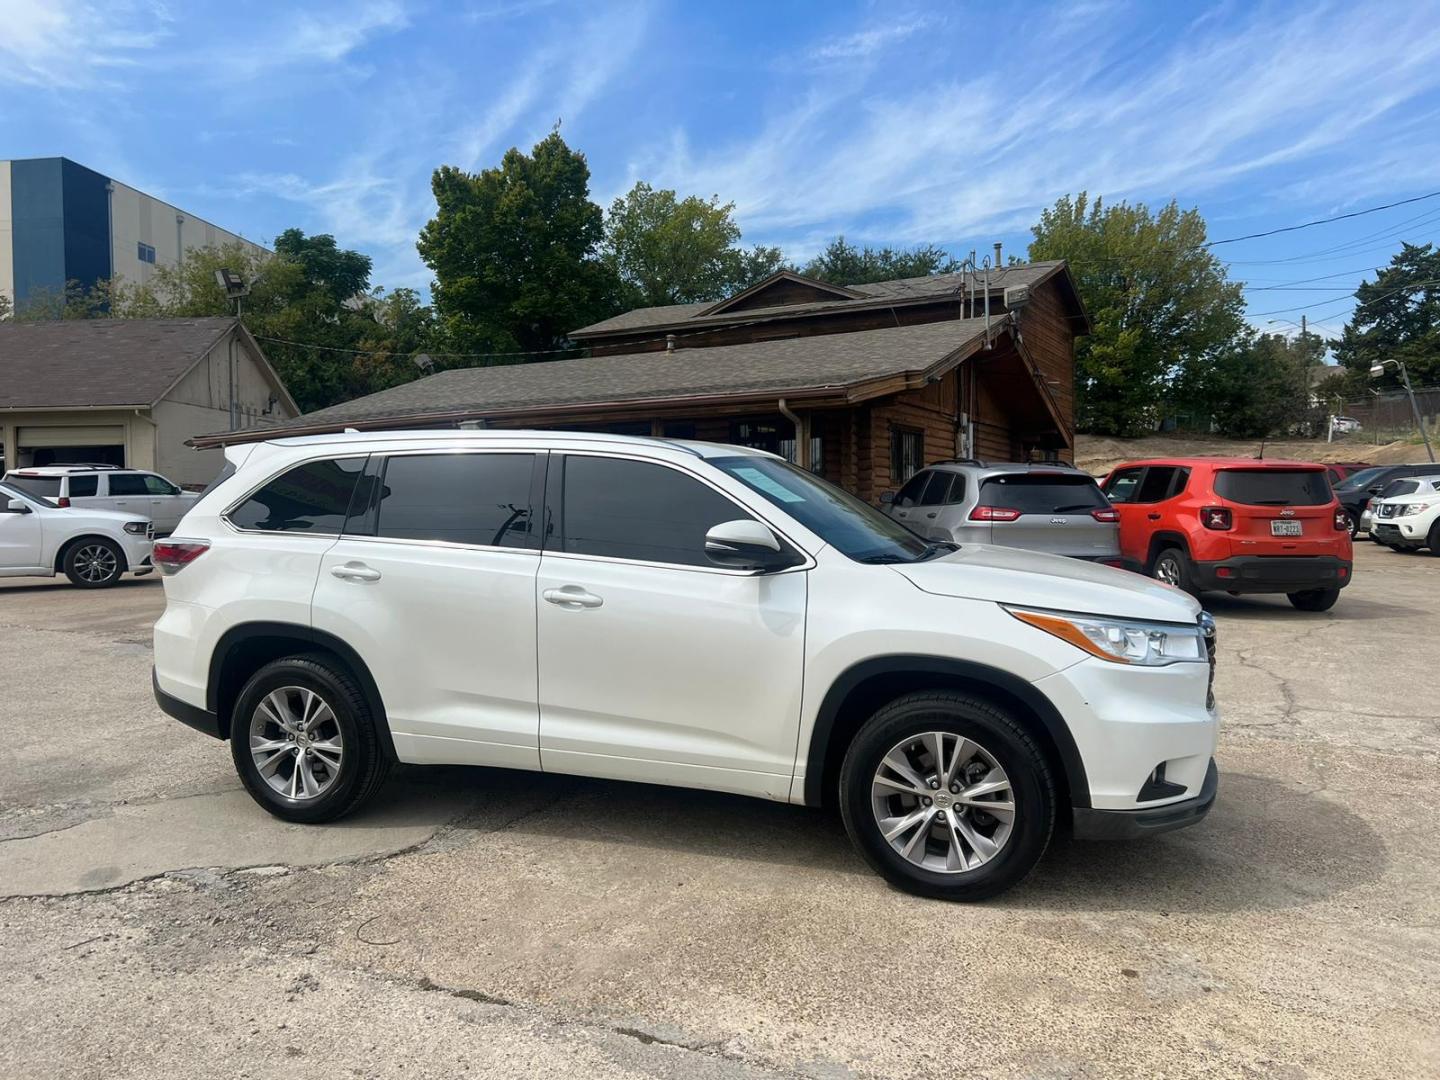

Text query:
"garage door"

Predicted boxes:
[[17, 425, 126, 448]]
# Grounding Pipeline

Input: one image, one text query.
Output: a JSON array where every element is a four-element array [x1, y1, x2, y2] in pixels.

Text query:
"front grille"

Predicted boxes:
[[1199, 612, 1217, 710]]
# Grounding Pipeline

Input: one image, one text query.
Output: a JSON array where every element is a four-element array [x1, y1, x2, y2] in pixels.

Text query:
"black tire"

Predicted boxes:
[[1346, 510, 1361, 538], [1288, 587, 1340, 612], [838, 691, 1055, 902], [1427, 523, 1440, 556], [1150, 546, 1197, 596], [62, 536, 125, 588], [230, 654, 390, 824]]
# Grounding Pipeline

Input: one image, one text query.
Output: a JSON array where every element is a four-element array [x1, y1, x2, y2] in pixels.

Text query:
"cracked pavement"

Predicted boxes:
[[2, 545, 1438, 1079]]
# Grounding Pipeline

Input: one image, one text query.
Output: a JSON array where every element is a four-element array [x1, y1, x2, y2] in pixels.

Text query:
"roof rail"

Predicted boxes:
[[934, 457, 988, 467]]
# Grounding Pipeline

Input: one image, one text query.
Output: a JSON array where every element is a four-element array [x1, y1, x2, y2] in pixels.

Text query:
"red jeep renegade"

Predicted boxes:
[[1101, 459, 1353, 611]]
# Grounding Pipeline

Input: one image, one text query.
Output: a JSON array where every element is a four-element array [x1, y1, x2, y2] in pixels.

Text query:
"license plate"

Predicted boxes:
[[1270, 520, 1303, 536]]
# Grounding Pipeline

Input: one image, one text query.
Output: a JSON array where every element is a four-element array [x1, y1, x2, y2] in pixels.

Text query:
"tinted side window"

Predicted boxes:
[[1134, 467, 1177, 503], [107, 474, 150, 496], [68, 475, 99, 497], [229, 458, 365, 533], [894, 471, 931, 508], [918, 472, 958, 507], [369, 453, 536, 548], [143, 475, 178, 495], [559, 456, 751, 567], [1104, 467, 1145, 504]]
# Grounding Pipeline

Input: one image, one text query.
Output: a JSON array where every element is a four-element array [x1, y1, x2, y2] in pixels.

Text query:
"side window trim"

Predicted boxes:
[[543, 450, 805, 573]]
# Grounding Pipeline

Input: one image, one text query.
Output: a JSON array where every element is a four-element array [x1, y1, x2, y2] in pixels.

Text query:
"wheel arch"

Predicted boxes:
[[1145, 531, 1191, 571], [54, 532, 129, 574], [803, 655, 1089, 812], [207, 621, 396, 760]]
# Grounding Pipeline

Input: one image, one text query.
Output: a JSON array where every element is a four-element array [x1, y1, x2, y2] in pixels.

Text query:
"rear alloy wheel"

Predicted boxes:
[[840, 691, 1054, 901], [1150, 547, 1196, 596], [1288, 587, 1340, 612], [63, 538, 124, 588], [231, 655, 389, 823]]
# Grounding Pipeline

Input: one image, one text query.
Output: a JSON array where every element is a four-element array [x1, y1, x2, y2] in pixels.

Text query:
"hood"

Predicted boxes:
[[892, 544, 1202, 624]]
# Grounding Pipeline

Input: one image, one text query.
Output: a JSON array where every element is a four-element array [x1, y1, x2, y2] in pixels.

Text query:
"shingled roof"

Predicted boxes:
[[210, 315, 1009, 443], [570, 261, 1073, 339], [0, 317, 240, 409]]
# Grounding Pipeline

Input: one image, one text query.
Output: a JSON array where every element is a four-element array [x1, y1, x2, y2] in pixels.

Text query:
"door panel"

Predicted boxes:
[[536, 555, 806, 797], [0, 505, 44, 569], [312, 539, 541, 768]]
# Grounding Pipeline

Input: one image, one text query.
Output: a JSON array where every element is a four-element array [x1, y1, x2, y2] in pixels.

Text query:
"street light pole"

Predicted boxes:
[[1371, 359, 1435, 463]]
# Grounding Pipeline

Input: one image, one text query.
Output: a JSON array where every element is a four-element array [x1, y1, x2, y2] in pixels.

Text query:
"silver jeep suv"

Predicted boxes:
[[881, 460, 1121, 562]]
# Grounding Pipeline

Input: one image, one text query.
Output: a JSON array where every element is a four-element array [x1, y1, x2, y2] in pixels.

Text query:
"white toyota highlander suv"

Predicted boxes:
[[153, 431, 1219, 901]]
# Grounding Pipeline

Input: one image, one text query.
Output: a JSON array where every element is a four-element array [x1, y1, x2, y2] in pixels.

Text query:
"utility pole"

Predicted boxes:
[[1371, 359, 1436, 463]]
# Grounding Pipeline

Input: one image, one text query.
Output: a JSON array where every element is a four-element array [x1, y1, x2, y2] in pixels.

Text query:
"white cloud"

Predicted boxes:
[[646, 0, 1440, 254], [806, 17, 931, 63], [0, 0, 170, 88]]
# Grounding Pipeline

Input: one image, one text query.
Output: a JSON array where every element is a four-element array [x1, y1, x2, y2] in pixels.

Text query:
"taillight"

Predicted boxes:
[[1091, 508, 1120, 523], [57, 496, 71, 508], [1200, 506, 1232, 531], [152, 539, 210, 575], [970, 506, 1022, 522], [1333, 508, 1348, 531]]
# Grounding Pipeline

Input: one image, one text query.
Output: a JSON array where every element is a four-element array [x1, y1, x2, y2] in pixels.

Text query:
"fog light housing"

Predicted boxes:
[[1138, 763, 1186, 801]]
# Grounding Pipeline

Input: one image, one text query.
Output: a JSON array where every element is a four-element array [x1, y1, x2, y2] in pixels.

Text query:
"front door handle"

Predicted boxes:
[[925, 512, 938, 518], [543, 586, 603, 609], [331, 563, 381, 582]]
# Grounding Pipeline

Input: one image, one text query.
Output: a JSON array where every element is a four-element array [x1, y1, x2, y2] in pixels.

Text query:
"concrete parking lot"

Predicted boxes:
[[2, 545, 1437, 1079]]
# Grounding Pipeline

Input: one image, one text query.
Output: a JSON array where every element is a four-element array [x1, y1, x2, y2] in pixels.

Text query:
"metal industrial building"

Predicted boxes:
[[0, 157, 267, 313]]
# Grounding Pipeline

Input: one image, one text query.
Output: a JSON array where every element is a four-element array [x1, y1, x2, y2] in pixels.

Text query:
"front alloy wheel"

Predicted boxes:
[[870, 732, 1015, 873], [64, 539, 124, 587], [840, 691, 1054, 901]]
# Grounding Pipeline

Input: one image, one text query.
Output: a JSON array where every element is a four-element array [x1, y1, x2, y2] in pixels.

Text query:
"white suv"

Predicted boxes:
[[0, 480, 154, 587], [1369, 476, 1440, 553], [152, 431, 1220, 901], [3, 466, 200, 535]]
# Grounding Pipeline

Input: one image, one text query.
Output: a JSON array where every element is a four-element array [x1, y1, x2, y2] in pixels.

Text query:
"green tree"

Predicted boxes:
[[0, 292, 11, 320], [602, 181, 785, 307], [418, 131, 619, 354], [1332, 242, 1440, 388], [800, 236, 958, 285], [273, 228, 373, 305], [1027, 193, 1248, 436], [1176, 331, 1324, 437]]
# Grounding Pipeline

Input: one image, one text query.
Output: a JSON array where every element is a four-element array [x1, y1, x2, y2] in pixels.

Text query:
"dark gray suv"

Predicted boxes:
[[881, 460, 1121, 562]]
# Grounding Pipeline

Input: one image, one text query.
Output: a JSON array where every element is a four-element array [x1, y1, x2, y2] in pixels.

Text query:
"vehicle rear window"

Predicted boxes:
[[228, 458, 365, 533], [7, 476, 60, 500], [979, 473, 1107, 514], [1214, 469, 1330, 506]]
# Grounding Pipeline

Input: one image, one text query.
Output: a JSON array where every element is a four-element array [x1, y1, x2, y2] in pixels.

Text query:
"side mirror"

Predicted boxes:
[[704, 519, 793, 571], [4, 499, 32, 514], [879, 491, 896, 505]]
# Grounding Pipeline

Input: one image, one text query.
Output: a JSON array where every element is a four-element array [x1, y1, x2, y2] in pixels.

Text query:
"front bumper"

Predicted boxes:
[[1073, 759, 1218, 838], [1372, 520, 1426, 545], [1191, 555, 1351, 594], [153, 668, 223, 739]]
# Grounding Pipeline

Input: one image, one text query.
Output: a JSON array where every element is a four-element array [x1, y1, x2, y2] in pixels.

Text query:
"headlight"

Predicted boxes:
[[1400, 502, 1430, 516], [123, 520, 150, 535], [1006, 606, 1206, 665]]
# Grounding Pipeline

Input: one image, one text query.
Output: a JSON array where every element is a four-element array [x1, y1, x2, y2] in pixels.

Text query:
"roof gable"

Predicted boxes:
[[0, 318, 240, 410], [698, 271, 865, 317]]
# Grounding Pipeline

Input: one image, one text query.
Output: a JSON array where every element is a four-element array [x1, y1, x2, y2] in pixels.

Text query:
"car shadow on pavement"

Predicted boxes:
[[0, 577, 161, 596], [407, 766, 1385, 913]]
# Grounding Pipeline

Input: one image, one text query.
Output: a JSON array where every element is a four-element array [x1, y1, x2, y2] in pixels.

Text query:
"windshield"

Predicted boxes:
[[1335, 467, 1387, 491], [711, 456, 935, 563], [5, 475, 61, 501], [980, 473, 1107, 513], [1214, 469, 1330, 506], [0, 481, 49, 509]]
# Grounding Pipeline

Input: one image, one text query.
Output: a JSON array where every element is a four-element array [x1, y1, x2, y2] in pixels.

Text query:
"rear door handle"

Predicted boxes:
[[1147, 513, 1162, 520], [331, 563, 381, 582], [925, 512, 938, 518], [543, 586, 603, 609]]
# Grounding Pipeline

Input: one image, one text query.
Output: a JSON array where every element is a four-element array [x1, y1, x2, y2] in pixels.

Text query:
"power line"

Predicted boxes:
[[1205, 190, 1440, 248], [1246, 277, 1440, 318]]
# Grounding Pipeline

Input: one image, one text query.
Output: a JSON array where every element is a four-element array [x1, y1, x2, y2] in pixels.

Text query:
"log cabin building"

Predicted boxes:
[[194, 261, 1088, 502]]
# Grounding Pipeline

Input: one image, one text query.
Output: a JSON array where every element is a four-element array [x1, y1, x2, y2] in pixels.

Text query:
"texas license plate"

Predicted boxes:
[[1270, 520, 1303, 536]]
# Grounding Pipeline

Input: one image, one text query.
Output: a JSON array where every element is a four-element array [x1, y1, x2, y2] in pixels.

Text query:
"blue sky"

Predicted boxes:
[[3, 0, 1440, 340]]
